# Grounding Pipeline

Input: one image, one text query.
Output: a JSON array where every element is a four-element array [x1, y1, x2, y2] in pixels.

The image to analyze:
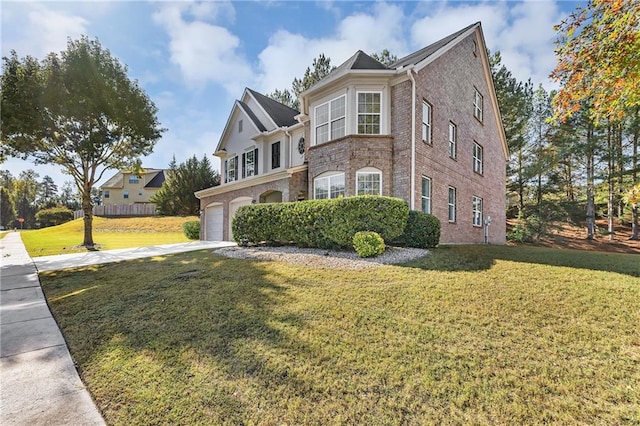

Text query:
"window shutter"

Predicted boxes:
[[234, 157, 239, 180], [242, 153, 246, 179], [224, 160, 228, 183], [254, 148, 259, 175]]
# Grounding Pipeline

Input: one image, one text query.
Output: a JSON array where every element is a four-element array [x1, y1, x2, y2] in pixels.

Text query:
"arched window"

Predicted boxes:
[[356, 167, 382, 196], [314, 172, 345, 199]]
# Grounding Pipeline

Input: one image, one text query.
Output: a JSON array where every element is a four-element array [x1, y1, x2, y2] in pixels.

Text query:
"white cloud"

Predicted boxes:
[[410, 1, 564, 88], [256, 2, 408, 94], [1, 3, 89, 58], [153, 2, 252, 93]]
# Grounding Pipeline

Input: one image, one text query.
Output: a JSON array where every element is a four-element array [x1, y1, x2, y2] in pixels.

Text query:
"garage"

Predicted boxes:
[[228, 197, 253, 241], [204, 203, 223, 241]]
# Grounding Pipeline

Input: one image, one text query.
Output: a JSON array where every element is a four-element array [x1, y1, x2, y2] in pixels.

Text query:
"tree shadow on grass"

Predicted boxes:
[[403, 244, 640, 277], [40, 251, 327, 424]]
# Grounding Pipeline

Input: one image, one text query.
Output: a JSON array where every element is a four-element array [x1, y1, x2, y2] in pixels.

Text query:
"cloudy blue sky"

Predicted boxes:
[[1, 0, 583, 188]]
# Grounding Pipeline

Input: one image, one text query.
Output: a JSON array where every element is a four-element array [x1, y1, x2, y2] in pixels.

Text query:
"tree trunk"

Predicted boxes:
[[631, 206, 639, 240], [607, 124, 614, 240], [586, 126, 595, 240], [518, 148, 525, 211], [81, 182, 94, 247]]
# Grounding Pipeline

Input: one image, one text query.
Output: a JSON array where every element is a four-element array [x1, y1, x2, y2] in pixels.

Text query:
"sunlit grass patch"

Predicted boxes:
[[21, 216, 197, 256], [41, 245, 640, 424]]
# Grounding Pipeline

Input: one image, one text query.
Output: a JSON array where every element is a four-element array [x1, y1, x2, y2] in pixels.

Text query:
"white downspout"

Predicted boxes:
[[407, 68, 416, 210], [284, 127, 292, 168]]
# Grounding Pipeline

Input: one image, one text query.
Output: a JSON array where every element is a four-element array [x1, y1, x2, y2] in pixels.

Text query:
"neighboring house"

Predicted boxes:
[[100, 169, 166, 205], [196, 22, 507, 244]]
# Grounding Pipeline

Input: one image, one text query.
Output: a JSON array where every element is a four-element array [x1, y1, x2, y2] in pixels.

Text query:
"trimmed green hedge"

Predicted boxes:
[[183, 221, 200, 240], [232, 196, 409, 249], [35, 206, 74, 227], [393, 210, 441, 248]]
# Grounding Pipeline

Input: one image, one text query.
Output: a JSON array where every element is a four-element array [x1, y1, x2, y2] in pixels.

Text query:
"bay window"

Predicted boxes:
[[315, 95, 346, 144]]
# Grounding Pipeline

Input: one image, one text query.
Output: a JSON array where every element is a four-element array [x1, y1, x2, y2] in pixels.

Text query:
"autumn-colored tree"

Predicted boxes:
[[551, 0, 640, 123]]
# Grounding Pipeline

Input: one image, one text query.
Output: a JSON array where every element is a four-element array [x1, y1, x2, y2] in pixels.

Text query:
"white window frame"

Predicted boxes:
[[226, 156, 237, 182], [357, 91, 381, 135], [448, 121, 457, 159], [421, 176, 431, 214], [473, 142, 483, 174], [422, 100, 432, 144], [128, 175, 139, 184], [104, 190, 110, 199], [474, 88, 483, 122], [448, 186, 456, 223], [314, 172, 345, 200], [244, 149, 256, 178], [314, 95, 346, 145], [356, 167, 382, 196], [123, 190, 129, 199], [473, 196, 483, 227]]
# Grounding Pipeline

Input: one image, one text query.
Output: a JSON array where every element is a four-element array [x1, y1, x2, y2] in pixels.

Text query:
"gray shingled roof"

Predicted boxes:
[[145, 170, 166, 188], [247, 88, 299, 127], [238, 100, 267, 132], [391, 22, 479, 68]]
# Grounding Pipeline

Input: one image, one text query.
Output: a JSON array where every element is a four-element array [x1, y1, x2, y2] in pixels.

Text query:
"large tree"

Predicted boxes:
[[1, 36, 164, 246], [151, 155, 220, 216], [267, 54, 335, 110], [551, 0, 640, 123]]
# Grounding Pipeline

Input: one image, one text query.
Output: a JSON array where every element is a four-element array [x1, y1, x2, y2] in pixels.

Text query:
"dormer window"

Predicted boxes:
[[315, 95, 346, 144]]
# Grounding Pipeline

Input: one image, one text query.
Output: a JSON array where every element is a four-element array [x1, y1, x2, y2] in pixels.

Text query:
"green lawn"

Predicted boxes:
[[40, 245, 639, 425], [21, 216, 197, 257]]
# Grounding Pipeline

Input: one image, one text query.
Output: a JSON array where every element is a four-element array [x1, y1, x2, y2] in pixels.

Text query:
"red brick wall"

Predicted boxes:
[[307, 135, 394, 197], [391, 32, 507, 244]]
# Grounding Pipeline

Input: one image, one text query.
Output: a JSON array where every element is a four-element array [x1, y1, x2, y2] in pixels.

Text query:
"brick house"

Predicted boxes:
[[196, 22, 507, 244]]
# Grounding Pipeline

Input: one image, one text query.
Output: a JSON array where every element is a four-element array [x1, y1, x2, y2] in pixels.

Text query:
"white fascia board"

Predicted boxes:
[[194, 165, 308, 199]]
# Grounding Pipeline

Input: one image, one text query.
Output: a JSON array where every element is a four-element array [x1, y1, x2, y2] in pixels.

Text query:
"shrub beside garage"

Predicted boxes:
[[232, 196, 440, 251]]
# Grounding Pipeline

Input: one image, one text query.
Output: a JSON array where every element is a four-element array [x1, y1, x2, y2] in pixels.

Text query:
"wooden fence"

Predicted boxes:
[[74, 204, 157, 219]]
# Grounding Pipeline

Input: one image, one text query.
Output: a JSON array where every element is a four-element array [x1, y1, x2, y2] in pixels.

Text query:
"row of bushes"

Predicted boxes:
[[232, 196, 440, 250]]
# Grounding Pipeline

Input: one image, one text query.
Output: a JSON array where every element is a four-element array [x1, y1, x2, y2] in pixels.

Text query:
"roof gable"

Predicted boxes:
[[246, 88, 299, 127], [391, 22, 479, 69]]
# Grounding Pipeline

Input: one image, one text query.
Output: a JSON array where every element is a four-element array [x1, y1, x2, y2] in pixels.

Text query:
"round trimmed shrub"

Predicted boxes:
[[394, 211, 440, 248], [353, 231, 386, 258], [183, 221, 200, 240], [35, 206, 74, 227]]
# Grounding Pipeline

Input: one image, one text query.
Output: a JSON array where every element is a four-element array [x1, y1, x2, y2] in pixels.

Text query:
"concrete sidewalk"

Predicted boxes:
[[1, 233, 235, 425], [1, 232, 105, 425]]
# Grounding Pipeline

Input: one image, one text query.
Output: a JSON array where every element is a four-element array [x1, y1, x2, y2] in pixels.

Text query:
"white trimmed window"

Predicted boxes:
[[123, 190, 129, 199], [474, 88, 483, 122], [314, 172, 345, 199], [356, 167, 382, 196], [473, 196, 483, 227], [448, 186, 456, 222], [357, 92, 381, 135], [225, 156, 238, 183], [315, 95, 346, 144], [422, 101, 432, 144], [128, 175, 139, 184], [104, 190, 110, 199], [473, 142, 483, 174], [448, 122, 457, 159], [242, 148, 258, 178], [421, 176, 431, 214]]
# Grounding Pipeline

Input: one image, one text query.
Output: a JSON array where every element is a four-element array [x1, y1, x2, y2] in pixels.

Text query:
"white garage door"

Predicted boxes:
[[229, 197, 253, 241], [205, 204, 223, 241]]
